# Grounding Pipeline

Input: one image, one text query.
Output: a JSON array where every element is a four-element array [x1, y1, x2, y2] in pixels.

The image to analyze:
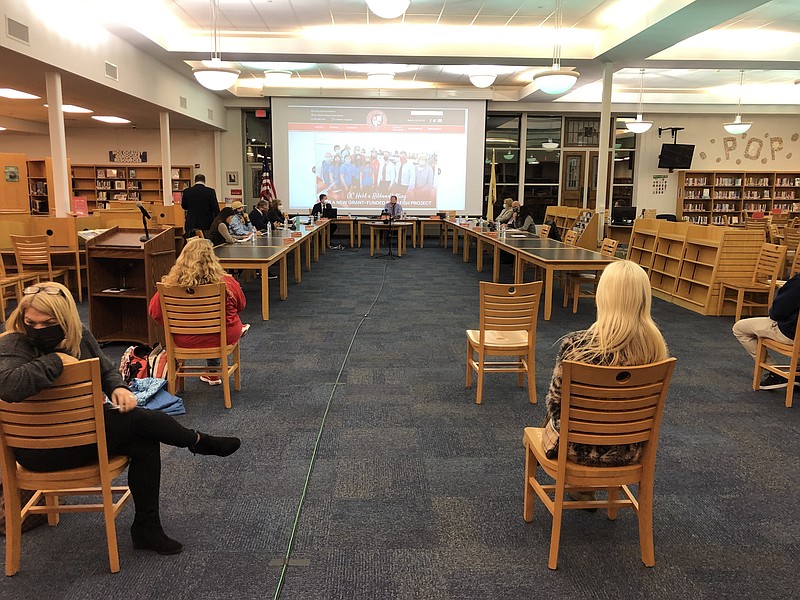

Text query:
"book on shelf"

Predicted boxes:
[[97, 168, 106, 178], [71, 196, 89, 216], [107, 168, 118, 178], [129, 168, 136, 178], [114, 180, 126, 190], [171, 168, 180, 180]]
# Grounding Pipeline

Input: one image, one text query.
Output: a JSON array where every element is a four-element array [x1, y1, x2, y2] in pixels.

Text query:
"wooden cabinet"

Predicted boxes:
[[86, 227, 175, 345], [27, 158, 55, 215], [677, 170, 800, 225], [70, 164, 192, 212]]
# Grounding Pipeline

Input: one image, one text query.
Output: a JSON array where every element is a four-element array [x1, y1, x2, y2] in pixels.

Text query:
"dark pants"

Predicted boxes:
[[15, 407, 196, 523]]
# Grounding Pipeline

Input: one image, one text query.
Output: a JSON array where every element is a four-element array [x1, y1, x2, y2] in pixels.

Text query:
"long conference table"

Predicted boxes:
[[214, 220, 330, 320], [445, 221, 617, 320]]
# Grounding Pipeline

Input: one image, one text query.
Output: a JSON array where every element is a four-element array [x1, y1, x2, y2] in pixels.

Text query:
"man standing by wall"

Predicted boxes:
[[181, 174, 219, 235]]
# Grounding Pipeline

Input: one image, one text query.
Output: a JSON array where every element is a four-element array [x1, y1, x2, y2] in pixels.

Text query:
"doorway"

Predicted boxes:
[[560, 150, 599, 208]]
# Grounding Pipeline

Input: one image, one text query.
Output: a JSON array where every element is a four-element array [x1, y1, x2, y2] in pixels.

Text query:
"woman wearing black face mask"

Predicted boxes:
[[0, 282, 241, 556]]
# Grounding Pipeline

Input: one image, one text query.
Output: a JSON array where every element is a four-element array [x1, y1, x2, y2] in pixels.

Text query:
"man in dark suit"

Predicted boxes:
[[181, 174, 219, 234], [249, 199, 269, 232], [311, 193, 338, 245]]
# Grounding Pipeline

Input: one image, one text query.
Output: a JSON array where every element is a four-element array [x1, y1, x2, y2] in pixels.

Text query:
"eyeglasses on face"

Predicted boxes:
[[23, 286, 65, 297]]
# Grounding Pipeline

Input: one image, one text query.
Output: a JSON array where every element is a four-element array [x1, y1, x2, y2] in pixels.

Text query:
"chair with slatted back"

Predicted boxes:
[[717, 243, 787, 321], [769, 224, 781, 245], [744, 217, 767, 240], [0, 261, 38, 323], [466, 281, 542, 405], [157, 281, 242, 409], [523, 357, 677, 569], [539, 224, 551, 239], [563, 230, 579, 246], [0, 358, 132, 575], [782, 228, 800, 272], [563, 238, 619, 313], [9, 235, 69, 290], [753, 309, 800, 409]]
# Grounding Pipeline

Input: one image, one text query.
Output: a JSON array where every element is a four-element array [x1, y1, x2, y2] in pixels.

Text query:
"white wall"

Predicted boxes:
[[633, 113, 800, 214]]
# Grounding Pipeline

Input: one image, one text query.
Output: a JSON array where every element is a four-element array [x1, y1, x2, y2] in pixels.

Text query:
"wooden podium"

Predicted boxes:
[[86, 227, 175, 345]]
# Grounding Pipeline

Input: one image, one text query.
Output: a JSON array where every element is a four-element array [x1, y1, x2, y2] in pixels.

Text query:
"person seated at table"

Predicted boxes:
[[267, 198, 291, 229], [383, 195, 403, 219], [515, 203, 537, 234], [544, 218, 562, 242], [229, 201, 256, 236], [249, 199, 270, 232], [149, 238, 249, 386], [499, 200, 520, 226], [732, 271, 800, 389], [496, 198, 515, 223], [0, 281, 241, 555], [312, 193, 337, 239], [207, 207, 253, 245], [543, 260, 668, 469]]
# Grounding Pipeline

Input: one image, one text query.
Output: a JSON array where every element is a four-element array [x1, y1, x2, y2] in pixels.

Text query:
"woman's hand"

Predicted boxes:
[[110, 387, 138, 413]]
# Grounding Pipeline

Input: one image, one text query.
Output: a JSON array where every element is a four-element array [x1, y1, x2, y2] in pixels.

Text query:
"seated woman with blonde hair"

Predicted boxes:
[[148, 237, 249, 386], [543, 260, 669, 469], [0, 282, 240, 556]]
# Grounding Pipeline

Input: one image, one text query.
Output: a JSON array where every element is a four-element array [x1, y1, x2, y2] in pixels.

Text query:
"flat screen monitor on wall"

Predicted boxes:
[[270, 97, 488, 215], [657, 143, 695, 170]]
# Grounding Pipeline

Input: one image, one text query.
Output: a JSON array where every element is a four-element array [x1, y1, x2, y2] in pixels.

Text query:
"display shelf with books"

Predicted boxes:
[[677, 170, 800, 224], [648, 220, 688, 299], [626, 218, 659, 272]]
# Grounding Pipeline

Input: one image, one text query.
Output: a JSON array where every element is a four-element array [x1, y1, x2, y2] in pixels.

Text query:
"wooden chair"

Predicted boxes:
[[563, 238, 619, 313], [523, 357, 677, 569], [717, 243, 787, 321], [769, 224, 781, 245], [466, 281, 542, 405], [157, 282, 242, 409], [0, 260, 38, 323], [744, 217, 767, 240], [0, 358, 132, 575], [539, 224, 551, 239], [563, 230, 579, 246], [782, 227, 800, 270], [9, 235, 70, 290], [753, 313, 800, 408]]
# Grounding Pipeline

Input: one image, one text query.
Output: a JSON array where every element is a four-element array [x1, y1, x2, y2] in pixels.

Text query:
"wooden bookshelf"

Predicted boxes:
[[626, 218, 659, 272], [649, 221, 688, 299], [70, 164, 192, 212], [27, 158, 55, 215], [677, 170, 800, 225]]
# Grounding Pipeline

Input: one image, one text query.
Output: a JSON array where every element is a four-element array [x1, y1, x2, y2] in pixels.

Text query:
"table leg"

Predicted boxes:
[[477, 239, 484, 272], [453, 227, 459, 254], [260, 265, 270, 320], [280, 256, 288, 300], [463, 233, 470, 263], [514, 255, 523, 284], [412, 221, 417, 248], [419, 222, 425, 248], [304, 239, 311, 271], [349, 222, 354, 248], [493, 245, 501, 283], [543, 267, 554, 321], [370, 228, 375, 257], [293, 246, 301, 283], [358, 222, 363, 248]]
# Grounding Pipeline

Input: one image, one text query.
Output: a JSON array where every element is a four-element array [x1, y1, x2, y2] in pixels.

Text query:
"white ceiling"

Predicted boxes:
[[1, 0, 800, 130]]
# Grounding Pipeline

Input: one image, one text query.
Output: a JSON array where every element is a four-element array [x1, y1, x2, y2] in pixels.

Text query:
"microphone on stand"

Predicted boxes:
[[136, 201, 152, 220], [136, 202, 152, 242]]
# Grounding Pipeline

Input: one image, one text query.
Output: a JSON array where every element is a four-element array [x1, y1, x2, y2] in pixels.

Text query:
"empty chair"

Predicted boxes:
[[157, 281, 242, 409], [466, 281, 542, 405], [0, 261, 38, 323], [0, 359, 132, 575], [718, 243, 787, 321], [523, 358, 677, 569], [10, 235, 69, 290], [539, 224, 551, 239], [563, 238, 619, 313], [744, 217, 767, 240], [563, 230, 579, 246]]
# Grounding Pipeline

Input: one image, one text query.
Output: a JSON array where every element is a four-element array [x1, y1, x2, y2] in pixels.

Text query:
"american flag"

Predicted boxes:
[[260, 160, 276, 202]]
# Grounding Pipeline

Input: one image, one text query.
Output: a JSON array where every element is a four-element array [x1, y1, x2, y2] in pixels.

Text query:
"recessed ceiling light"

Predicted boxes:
[[92, 115, 131, 124], [43, 104, 93, 114], [0, 88, 40, 100]]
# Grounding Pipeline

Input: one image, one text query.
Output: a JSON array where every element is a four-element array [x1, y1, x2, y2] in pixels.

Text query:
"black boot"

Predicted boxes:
[[131, 517, 183, 555], [189, 432, 241, 457]]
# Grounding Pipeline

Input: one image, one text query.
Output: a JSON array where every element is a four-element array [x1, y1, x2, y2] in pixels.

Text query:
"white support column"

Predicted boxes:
[[160, 111, 173, 205], [45, 72, 71, 217], [214, 130, 223, 205], [595, 62, 614, 244]]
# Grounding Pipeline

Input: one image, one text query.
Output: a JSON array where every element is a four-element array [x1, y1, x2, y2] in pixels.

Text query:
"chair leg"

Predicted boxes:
[[548, 479, 566, 570], [518, 356, 524, 388], [636, 483, 656, 567], [785, 360, 797, 408], [44, 492, 60, 526], [100, 486, 122, 573], [572, 281, 580, 314], [753, 339, 766, 391], [607, 487, 619, 520], [233, 344, 241, 391], [221, 353, 233, 409], [735, 289, 745, 322], [523, 443, 536, 522], [4, 484, 22, 576], [475, 353, 485, 405], [465, 342, 474, 388], [563, 279, 570, 308], [527, 350, 536, 405]]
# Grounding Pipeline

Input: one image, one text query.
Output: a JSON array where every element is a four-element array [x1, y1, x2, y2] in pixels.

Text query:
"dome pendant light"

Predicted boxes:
[[625, 68, 652, 134], [723, 70, 752, 135], [533, 0, 579, 95], [193, 0, 241, 91], [366, 0, 410, 19]]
